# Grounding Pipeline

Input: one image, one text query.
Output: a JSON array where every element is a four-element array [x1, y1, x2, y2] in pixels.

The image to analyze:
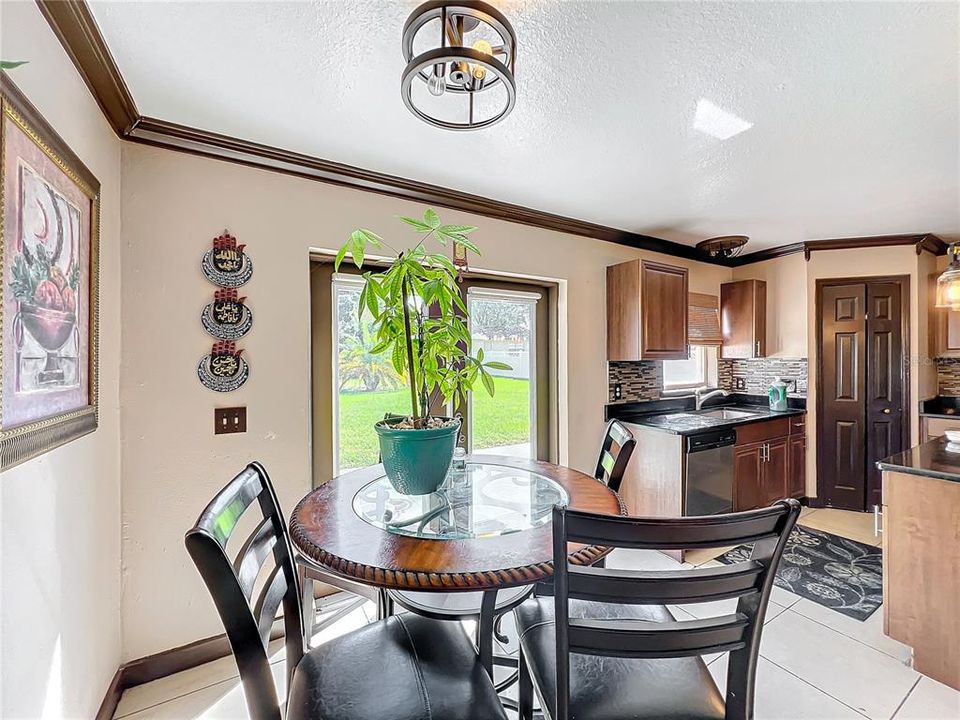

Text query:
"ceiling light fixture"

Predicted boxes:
[[935, 243, 960, 309], [696, 235, 749, 259], [401, 0, 517, 131]]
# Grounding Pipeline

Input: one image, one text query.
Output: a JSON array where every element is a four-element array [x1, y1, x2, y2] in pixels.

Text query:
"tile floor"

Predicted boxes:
[[114, 508, 960, 719]]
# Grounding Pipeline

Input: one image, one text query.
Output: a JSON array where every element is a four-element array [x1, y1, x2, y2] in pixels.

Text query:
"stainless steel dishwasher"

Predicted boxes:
[[684, 428, 736, 516]]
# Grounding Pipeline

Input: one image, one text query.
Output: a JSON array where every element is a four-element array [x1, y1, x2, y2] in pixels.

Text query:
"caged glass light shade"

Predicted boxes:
[[936, 244, 960, 309]]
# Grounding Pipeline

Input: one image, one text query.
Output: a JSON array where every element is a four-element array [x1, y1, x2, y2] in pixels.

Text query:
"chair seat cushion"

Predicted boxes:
[[287, 613, 508, 720], [514, 598, 725, 720]]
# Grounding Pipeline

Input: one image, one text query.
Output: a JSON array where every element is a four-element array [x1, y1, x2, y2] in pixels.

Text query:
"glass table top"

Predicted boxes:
[[352, 462, 569, 540]]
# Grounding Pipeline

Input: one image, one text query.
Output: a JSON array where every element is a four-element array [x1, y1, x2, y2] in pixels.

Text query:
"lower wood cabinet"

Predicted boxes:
[[734, 415, 806, 511]]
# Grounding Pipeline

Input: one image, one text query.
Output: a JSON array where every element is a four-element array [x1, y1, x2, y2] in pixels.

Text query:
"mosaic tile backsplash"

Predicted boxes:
[[608, 361, 663, 403], [719, 357, 808, 398], [937, 359, 960, 396]]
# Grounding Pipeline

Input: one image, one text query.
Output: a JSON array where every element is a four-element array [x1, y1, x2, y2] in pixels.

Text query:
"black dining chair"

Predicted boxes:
[[594, 419, 636, 493], [185, 462, 508, 720], [515, 500, 801, 720]]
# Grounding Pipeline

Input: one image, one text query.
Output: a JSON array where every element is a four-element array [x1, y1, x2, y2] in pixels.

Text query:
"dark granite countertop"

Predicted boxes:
[[606, 394, 806, 436], [877, 437, 960, 483]]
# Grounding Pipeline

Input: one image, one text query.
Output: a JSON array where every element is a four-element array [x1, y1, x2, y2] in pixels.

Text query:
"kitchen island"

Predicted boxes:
[[877, 438, 960, 691]]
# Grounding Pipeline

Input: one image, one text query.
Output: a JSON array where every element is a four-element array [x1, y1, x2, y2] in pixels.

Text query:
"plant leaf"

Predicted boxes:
[[423, 208, 441, 229], [0, 61, 28, 70], [437, 224, 476, 235], [485, 361, 512, 370], [399, 216, 432, 232], [481, 370, 496, 397], [357, 228, 383, 247], [334, 243, 348, 271]]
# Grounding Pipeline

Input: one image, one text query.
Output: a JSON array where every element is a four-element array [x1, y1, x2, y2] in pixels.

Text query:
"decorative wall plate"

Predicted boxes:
[[201, 231, 253, 287], [197, 341, 249, 392], [201, 288, 253, 340]]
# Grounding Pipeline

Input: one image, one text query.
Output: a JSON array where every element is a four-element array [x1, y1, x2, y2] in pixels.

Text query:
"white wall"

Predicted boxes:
[[0, 3, 122, 718], [118, 143, 731, 658]]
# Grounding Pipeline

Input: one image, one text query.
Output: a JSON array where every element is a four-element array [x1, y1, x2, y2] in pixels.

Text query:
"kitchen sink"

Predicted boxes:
[[698, 408, 759, 420]]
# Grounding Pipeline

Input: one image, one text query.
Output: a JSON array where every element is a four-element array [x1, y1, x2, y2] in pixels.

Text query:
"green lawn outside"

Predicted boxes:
[[338, 377, 530, 469]]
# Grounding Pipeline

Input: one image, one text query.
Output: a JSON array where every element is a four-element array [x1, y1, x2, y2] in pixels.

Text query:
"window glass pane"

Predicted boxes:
[[469, 294, 535, 458], [663, 347, 706, 387], [335, 280, 406, 471]]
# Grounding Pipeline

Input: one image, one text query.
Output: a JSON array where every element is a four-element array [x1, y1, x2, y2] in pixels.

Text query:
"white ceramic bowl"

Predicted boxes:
[[945, 429, 960, 443]]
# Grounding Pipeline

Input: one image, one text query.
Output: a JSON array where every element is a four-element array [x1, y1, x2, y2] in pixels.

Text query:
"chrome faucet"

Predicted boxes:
[[695, 387, 729, 410]]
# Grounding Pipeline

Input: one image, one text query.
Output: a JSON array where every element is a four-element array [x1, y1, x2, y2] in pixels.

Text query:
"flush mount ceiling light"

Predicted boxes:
[[401, 0, 517, 131], [696, 235, 749, 259], [935, 243, 960, 309]]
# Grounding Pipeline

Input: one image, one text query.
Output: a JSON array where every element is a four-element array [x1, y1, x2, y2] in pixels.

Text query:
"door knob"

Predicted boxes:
[[882, 408, 891, 414]]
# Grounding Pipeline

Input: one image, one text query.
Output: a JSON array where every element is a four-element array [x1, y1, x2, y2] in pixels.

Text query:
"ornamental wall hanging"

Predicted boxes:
[[198, 230, 251, 392], [0, 74, 100, 471], [197, 340, 249, 392], [201, 231, 253, 287], [201, 287, 253, 340]]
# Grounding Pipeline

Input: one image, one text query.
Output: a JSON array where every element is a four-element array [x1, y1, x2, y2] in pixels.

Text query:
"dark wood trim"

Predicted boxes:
[[96, 624, 286, 715], [804, 234, 946, 260], [35, 0, 139, 136], [813, 275, 911, 508], [127, 116, 709, 260], [94, 668, 124, 720]]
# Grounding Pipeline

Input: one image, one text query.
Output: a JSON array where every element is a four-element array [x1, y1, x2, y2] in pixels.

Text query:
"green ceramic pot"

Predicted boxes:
[[375, 417, 461, 495]]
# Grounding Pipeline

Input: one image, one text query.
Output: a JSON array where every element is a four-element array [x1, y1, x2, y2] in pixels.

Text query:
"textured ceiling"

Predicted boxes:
[[89, 1, 959, 252]]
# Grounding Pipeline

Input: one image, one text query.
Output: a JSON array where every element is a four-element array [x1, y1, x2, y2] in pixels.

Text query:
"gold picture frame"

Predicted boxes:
[[0, 73, 100, 471]]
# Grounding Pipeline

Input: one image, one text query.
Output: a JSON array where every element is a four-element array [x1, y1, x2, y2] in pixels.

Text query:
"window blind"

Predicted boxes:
[[688, 292, 722, 346]]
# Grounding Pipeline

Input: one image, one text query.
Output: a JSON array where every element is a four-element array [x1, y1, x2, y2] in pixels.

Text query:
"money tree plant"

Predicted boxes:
[[335, 209, 509, 429]]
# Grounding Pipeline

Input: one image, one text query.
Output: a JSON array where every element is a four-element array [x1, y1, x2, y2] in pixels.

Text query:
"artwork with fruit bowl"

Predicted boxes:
[[1, 78, 99, 470]]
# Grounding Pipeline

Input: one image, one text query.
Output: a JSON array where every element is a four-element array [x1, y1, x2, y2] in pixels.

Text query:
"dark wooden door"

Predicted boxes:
[[763, 437, 790, 506], [865, 282, 905, 509], [818, 283, 867, 510], [818, 279, 908, 511], [734, 444, 763, 511], [788, 435, 806, 499]]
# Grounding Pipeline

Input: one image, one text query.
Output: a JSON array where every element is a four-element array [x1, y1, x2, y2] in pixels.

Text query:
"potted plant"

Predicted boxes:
[[335, 209, 510, 495]]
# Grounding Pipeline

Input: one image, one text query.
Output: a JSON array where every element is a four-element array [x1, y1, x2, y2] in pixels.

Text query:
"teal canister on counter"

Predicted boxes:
[[768, 377, 789, 411]]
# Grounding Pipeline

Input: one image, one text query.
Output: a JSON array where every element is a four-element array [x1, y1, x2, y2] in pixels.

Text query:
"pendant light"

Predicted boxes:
[[936, 243, 960, 309]]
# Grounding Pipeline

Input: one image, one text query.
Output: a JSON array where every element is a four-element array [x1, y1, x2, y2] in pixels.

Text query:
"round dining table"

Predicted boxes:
[[289, 454, 623, 675]]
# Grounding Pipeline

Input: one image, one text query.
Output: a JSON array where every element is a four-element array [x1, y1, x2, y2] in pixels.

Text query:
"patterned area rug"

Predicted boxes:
[[715, 525, 883, 621]]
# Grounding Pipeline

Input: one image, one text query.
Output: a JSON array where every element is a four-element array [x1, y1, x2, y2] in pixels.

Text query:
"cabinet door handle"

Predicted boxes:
[[873, 504, 883, 536], [755, 340, 761, 356]]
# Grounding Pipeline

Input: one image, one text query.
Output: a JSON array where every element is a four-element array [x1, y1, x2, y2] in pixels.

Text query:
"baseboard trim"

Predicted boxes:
[[94, 668, 124, 720], [96, 626, 285, 718]]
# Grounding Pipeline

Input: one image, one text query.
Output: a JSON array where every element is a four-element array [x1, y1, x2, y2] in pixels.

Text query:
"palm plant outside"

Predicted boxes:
[[335, 209, 510, 429]]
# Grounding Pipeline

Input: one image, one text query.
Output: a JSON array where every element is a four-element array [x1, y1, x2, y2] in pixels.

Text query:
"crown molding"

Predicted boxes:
[[36, 0, 139, 136], [802, 233, 946, 260]]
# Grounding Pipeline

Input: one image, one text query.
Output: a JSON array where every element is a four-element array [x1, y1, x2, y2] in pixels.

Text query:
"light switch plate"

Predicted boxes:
[[215, 406, 247, 435]]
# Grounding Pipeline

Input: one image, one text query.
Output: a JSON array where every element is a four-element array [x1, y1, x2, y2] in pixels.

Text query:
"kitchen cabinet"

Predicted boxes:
[[734, 415, 806, 511], [720, 279, 766, 359], [929, 272, 960, 358], [921, 416, 960, 442], [607, 259, 689, 361]]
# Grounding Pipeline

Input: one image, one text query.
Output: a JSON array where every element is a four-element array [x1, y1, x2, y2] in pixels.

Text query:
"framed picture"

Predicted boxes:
[[0, 74, 99, 471]]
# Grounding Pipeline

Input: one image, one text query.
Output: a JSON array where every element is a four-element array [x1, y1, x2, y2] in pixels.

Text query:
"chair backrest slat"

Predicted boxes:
[[551, 499, 800, 720], [568, 614, 749, 658], [235, 515, 279, 599], [594, 420, 636, 492], [565, 504, 787, 550], [567, 561, 765, 605], [185, 463, 305, 720]]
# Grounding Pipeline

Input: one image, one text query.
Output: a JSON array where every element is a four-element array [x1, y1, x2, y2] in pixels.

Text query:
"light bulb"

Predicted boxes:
[[471, 39, 493, 81], [427, 72, 445, 96]]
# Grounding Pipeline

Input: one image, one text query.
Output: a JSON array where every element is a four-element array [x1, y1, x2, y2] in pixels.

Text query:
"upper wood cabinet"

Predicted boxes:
[[929, 272, 960, 358], [720, 279, 766, 359], [607, 259, 689, 361]]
